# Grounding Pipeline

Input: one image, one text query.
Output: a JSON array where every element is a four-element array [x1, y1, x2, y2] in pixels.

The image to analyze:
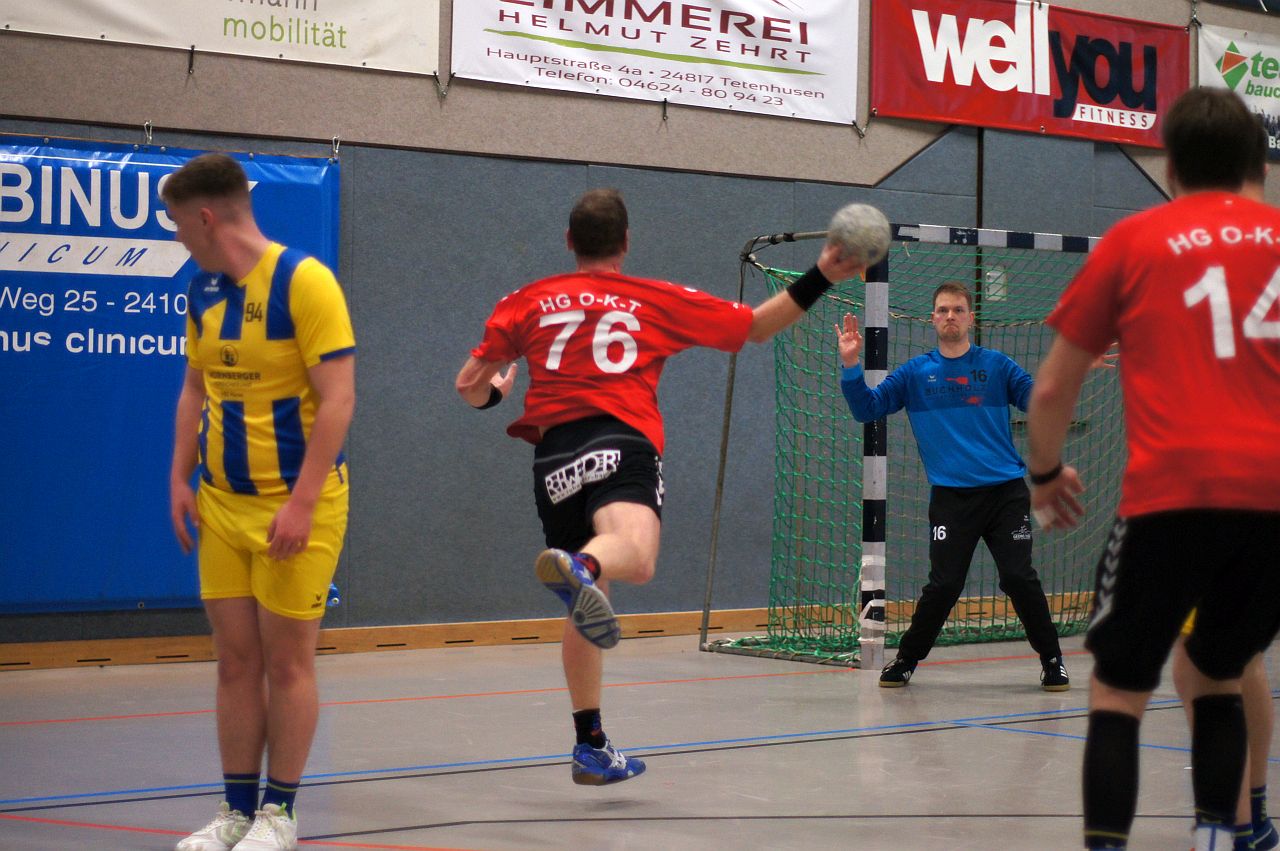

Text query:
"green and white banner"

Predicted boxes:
[[1199, 24, 1280, 159], [0, 0, 439, 75], [1202, 1, 1280, 15], [451, 0, 858, 124]]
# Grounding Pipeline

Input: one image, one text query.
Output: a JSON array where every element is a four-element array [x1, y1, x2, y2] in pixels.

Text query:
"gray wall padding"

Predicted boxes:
[[0, 117, 1168, 642]]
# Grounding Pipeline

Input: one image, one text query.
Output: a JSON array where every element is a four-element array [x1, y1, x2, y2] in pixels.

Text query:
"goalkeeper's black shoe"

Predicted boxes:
[[1041, 656, 1070, 692], [879, 656, 916, 688]]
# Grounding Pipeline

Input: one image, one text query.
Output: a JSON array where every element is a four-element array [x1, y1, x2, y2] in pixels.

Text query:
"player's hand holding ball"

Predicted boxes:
[[826, 203, 891, 270]]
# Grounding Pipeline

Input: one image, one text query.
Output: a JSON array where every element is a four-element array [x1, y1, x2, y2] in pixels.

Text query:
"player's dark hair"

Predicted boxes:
[[933, 282, 972, 311], [1245, 117, 1269, 186], [1163, 88, 1267, 191], [569, 188, 628, 259], [161, 153, 251, 206]]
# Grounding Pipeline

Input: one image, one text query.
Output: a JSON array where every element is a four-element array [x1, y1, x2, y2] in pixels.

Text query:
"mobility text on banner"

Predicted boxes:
[[0, 0, 440, 75]]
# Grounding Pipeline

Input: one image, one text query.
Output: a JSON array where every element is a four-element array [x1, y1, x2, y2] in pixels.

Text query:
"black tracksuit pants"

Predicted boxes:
[[896, 478, 1063, 663]]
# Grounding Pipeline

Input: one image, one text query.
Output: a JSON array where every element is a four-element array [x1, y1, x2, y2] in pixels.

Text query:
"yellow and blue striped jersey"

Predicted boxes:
[[185, 242, 355, 497]]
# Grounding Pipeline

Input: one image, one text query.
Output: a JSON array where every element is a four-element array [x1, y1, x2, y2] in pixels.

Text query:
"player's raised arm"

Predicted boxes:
[[747, 239, 872, 343]]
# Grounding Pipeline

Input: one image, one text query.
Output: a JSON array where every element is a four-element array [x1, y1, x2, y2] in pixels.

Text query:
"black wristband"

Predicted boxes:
[[785, 265, 833, 311], [474, 385, 503, 410], [1029, 462, 1063, 485]]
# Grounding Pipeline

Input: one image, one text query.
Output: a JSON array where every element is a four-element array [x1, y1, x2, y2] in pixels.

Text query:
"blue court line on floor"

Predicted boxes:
[[6, 695, 1274, 807], [947, 720, 1199, 755]]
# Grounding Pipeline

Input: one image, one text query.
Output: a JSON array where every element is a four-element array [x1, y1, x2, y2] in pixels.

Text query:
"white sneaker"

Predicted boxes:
[[175, 802, 251, 851], [235, 804, 298, 850]]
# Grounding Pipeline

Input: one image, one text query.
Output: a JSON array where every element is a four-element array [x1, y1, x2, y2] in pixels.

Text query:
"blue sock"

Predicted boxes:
[[223, 773, 258, 817], [1253, 786, 1280, 850], [260, 776, 299, 817], [1254, 786, 1270, 827]]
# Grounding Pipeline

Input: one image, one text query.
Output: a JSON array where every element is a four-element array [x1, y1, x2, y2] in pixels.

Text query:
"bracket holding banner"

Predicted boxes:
[[433, 72, 454, 101], [142, 120, 153, 146], [331, 136, 341, 162], [853, 109, 875, 140]]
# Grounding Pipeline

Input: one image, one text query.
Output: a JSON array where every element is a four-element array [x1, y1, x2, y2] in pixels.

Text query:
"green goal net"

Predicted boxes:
[[701, 225, 1124, 667]]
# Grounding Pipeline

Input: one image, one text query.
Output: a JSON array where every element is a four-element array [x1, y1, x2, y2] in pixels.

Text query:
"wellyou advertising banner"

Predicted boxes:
[[0, 137, 340, 613], [872, 0, 1190, 147], [0, 0, 440, 75], [452, 0, 859, 124], [1200, 25, 1280, 160]]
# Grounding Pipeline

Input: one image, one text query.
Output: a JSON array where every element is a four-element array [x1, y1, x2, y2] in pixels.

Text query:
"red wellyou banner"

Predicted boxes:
[[872, 0, 1190, 147]]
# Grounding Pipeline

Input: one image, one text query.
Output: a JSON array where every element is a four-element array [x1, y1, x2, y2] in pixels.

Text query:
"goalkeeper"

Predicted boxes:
[[836, 282, 1069, 691]]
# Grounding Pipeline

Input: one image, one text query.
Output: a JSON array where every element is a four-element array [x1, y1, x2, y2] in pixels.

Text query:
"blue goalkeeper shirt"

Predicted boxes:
[[840, 345, 1032, 488]]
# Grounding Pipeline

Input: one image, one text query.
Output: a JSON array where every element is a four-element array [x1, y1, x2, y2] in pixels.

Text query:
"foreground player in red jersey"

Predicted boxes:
[[1026, 89, 1280, 850], [456, 188, 866, 784]]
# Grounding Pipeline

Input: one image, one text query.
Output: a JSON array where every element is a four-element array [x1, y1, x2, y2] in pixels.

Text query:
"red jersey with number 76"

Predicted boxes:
[[1048, 191, 1280, 517], [471, 270, 755, 454]]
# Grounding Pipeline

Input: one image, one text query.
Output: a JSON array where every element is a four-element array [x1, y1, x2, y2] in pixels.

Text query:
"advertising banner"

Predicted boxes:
[[1200, 24, 1280, 159], [872, 0, 1191, 147], [452, 0, 859, 124], [1202, 1, 1280, 15], [0, 0, 439, 75], [0, 138, 340, 613]]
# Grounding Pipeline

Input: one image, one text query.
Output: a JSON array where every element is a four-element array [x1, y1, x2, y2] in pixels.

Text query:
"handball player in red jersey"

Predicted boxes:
[[457, 188, 866, 785], [1027, 89, 1280, 850]]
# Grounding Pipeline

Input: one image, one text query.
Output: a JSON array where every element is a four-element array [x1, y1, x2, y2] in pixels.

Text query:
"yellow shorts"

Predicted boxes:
[[196, 481, 349, 620], [1181, 608, 1197, 637]]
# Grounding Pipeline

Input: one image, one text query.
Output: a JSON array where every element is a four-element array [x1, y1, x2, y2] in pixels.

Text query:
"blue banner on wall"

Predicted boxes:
[[0, 137, 340, 614]]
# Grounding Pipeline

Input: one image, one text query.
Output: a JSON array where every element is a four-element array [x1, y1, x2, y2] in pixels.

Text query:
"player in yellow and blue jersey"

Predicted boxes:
[[164, 153, 355, 851]]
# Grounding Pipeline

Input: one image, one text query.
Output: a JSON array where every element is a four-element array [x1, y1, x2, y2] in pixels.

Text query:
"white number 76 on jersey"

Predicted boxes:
[[1184, 266, 1280, 358], [540, 310, 641, 373]]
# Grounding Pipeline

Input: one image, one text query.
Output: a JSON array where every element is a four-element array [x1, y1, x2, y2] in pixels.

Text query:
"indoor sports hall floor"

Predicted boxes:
[[3, 632, 1276, 850]]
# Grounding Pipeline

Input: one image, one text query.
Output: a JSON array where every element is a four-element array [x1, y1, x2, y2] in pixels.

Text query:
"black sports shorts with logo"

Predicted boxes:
[[1086, 509, 1280, 692], [532, 415, 664, 552]]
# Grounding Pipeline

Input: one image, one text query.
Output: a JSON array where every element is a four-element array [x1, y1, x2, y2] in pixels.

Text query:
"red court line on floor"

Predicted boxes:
[[0, 648, 1089, 727], [0, 813, 475, 850]]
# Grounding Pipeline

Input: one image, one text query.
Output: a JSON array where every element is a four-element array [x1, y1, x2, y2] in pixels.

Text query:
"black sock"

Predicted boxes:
[[1191, 694, 1247, 828], [1083, 710, 1140, 848], [572, 708, 606, 748], [577, 553, 602, 580]]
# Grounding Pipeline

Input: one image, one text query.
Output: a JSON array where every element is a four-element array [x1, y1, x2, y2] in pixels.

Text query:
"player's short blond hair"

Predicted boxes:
[[932, 282, 972, 311]]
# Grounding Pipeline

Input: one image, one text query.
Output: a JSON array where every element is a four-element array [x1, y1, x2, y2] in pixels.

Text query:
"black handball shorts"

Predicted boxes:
[[532, 415, 664, 552]]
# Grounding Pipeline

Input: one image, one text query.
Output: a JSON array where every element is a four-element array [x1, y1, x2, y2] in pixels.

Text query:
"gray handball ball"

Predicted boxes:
[[828, 204, 891, 267]]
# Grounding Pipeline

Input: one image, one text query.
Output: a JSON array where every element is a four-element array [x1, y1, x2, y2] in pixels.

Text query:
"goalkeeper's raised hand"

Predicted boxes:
[[835, 312, 863, 367]]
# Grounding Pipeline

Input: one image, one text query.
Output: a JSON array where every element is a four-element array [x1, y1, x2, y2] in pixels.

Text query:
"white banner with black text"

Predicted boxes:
[[451, 0, 858, 124]]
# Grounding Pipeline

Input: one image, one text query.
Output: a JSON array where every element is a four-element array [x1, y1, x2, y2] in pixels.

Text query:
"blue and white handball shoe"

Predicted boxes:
[[571, 739, 646, 786], [535, 549, 620, 649]]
